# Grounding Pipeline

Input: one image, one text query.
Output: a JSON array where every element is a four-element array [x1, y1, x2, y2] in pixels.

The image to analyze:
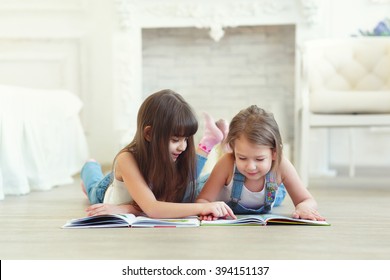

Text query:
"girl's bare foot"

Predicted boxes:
[[81, 181, 87, 197], [203, 113, 224, 143], [215, 119, 229, 140], [215, 119, 231, 153]]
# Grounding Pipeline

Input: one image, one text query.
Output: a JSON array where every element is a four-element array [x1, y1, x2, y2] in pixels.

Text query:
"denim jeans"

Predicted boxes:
[[80, 161, 112, 204], [81, 154, 208, 204]]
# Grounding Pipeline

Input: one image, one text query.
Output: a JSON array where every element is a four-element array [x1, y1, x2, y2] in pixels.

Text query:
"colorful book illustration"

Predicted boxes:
[[200, 214, 330, 226]]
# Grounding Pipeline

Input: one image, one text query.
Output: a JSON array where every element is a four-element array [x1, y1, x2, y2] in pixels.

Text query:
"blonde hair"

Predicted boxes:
[[225, 105, 283, 173]]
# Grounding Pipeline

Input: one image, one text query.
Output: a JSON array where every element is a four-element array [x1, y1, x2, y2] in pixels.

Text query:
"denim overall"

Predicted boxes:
[[227, 168, 286, 214]]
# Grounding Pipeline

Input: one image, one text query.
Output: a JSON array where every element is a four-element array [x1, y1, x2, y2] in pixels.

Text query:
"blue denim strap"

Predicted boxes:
[[264, 172, 278, 206], [230, 167, 245, 206], [229, 169, 279, 213]]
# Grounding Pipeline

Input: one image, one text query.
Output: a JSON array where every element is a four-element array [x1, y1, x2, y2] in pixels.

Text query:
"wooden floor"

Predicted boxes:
[[1, 175, 390, 260]]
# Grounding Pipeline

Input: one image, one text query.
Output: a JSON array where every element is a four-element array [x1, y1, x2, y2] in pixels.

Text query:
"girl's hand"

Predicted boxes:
[[200, 201, 236, 220], [199, 214, 216, 221], [292, 202, 325, 221], [86, 203, 140, 216]]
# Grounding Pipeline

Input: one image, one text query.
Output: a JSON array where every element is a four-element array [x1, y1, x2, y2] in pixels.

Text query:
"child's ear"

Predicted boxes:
[[143, 126, 152, 142]]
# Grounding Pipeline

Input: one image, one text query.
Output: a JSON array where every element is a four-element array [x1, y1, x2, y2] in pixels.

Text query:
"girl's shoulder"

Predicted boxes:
[[116, 150, 133, 161], [115, 151, 137, 170], [221, 152, 234, 161], [214, 153, 235, 174], [278, 156, 294, 170], [218, 152, 235, 165], [115, 150, 141, 181], [276, 156, 296, 181]]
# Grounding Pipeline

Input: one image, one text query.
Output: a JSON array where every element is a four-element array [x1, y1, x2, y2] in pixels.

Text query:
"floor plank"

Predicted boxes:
[[0, 176, 389, 259]]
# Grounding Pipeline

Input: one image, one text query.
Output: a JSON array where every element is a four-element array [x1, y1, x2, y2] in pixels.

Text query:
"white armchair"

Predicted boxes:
[[295, 37, 390, 186]]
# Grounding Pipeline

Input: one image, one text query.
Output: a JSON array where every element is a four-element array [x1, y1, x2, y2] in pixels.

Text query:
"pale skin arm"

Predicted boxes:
[[278, 157, 325, 221], [86, 152, 235, 219], [196, 153, 236, 220], [86, 204, 141, 217]]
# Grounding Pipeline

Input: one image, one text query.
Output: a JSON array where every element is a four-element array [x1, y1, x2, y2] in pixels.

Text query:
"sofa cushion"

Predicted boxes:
[[310, 90, 390, 113]]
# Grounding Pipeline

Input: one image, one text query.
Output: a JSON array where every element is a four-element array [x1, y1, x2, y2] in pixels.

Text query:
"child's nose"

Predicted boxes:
[[178, 140, 187, 151], [247, 161, 256, 170]]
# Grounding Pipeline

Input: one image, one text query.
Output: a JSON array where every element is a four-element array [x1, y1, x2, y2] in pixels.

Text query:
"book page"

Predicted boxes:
[[201, 215, 266, 226], [62, 214, 136, 228], [262, 214, 330, 226], [201, 214, 330, 226], [131, 216, 200, 228]]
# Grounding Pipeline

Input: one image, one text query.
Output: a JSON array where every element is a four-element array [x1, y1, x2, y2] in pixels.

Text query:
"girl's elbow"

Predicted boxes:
[[142, 208, 162, 219], [297, 197, 317, 207], [195, 197, 208, 203]]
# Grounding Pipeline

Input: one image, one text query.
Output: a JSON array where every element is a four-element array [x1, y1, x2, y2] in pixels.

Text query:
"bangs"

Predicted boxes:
[[171, 108, 198, 137]]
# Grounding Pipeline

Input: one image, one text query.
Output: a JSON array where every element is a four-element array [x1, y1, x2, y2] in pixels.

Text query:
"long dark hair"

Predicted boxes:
[[116, 89, 198, 204]]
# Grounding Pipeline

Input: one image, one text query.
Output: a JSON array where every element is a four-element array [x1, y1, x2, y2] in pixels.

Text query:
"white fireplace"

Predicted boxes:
[[113, 0, 321, 159]]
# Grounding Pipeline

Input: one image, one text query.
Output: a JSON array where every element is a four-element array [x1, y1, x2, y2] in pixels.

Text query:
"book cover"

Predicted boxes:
[[62, 214, 200, 228]]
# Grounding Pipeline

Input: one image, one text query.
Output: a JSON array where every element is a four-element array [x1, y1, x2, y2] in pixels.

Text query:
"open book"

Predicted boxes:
[[62, 213, 329, 229], [200, 214, 330, 226], [62, 214, 200, 228]]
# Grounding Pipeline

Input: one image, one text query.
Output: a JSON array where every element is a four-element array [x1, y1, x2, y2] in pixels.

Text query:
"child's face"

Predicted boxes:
[[169, 136, 188, 162], [233, 136, 275, 182]]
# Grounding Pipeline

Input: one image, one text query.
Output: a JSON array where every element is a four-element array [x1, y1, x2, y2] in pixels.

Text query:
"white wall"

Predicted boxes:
[[1, 0, 390, 169], [82, 1, 118, 163], [327, 0, 390, 38]]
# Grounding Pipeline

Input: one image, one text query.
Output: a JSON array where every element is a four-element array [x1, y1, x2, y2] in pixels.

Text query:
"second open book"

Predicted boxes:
[[62, 213, 330, 228]]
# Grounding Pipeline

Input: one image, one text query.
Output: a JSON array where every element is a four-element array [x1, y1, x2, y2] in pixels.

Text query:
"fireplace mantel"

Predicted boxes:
[[113, 0, 321, 145], [115, 0, 320, 41]]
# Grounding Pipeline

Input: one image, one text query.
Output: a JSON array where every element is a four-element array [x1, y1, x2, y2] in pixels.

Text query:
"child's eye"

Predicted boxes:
[[256, 158, 265, 162], [172, 136, 188, 142]]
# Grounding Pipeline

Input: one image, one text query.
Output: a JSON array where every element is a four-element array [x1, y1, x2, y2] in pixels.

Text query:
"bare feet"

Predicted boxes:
[[203, 112, 224, 143], [215, 119, 229, 141], [215, 118, 231, 153], [199, 113, 231, 154], [81, 181, 87, 197]]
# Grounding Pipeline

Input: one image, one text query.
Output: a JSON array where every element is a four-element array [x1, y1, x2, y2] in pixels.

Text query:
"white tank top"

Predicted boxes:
[[103, 177, 133, 205], [217, 177, 266, 209]]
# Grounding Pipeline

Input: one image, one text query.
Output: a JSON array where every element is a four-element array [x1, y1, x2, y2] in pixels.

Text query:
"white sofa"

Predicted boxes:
[[295, 37, 390, 186], [0, 85, 89, 199]]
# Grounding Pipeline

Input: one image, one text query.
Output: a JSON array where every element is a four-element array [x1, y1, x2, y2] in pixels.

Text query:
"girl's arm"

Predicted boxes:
[[116, 152, 235, 219], [85, 203, 141, 216], [279, 157, 325, 221], [196, 153, 234, 203]]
